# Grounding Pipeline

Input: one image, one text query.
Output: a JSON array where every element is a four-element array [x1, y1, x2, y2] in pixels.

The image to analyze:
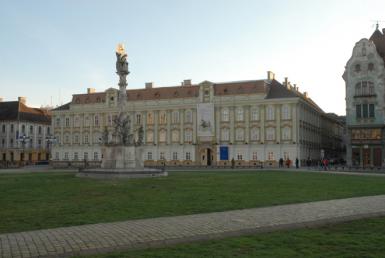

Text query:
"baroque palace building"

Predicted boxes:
[[344, 25, 385, 167], [51, 71, 344, 168], [0, 97, 52, 167]]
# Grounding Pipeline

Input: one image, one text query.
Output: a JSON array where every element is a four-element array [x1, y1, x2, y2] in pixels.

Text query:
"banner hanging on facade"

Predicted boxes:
[[197, 103, 214, 137]]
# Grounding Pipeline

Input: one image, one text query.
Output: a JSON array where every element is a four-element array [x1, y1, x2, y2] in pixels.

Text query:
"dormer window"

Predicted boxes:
[[355, 64, 361, 72]]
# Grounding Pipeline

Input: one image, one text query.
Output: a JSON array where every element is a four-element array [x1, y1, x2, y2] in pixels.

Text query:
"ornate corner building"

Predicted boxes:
[[0, 97, 52, 167], [51, 72, 344, 168], [344, 26, 385, 167]]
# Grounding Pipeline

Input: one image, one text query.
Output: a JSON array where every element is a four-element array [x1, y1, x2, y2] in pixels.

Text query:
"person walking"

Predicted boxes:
[[295, 158, 299, 169], [231, 158, 235, 169]]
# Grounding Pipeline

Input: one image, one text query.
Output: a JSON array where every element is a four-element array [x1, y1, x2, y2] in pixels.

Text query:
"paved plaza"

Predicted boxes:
[[1, 194, 385, 258]]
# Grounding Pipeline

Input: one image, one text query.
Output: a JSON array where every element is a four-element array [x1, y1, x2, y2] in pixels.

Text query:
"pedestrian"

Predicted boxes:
[[279, 158, 283, 168], [231, 158, 235, 169], [295, 158, 299, 169]]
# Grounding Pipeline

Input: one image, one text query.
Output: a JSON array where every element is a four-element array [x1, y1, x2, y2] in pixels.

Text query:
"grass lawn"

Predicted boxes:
[[78, 216, 385, 258], [2, 170, 385, 233]]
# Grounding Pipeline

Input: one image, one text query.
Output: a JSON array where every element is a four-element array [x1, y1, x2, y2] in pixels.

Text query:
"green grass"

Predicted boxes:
[[79, 216, 385, 258], [2, 170, 385, 233]]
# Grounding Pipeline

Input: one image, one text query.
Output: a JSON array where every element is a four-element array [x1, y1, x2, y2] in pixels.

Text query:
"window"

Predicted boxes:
[[10, 124, 14, 132], [237, 154, 243, 160], [268, 152, 274, 160], [185, 110, 192, 123], [236, 108, 244, 121], [94, 115, 99, 126], [266, 127, 275, 141], [363, 104, 368, 118], [30, 125, 34, 134], [186, 152, 191, 160], [355, 64, 361, 72], [356, 104, 361, 118], [74, 152, 78, 160], [55, 152, 59, 160], [136, 114, 141, 125], [1, 138, 5, 147], [172, 152, 178, 160], [369, 104, 375, 118], [64, 152, 69, 160], [47, 127, 50, 135], [159, 130, 166, 142], [266, 106, 275, 120], [235, 128, 244, 141], [355, 81, 375, 96], [65, 117, 70, 127], [84, 152, 88, 160], [1, 125, 5, 133], [55, 118, 60, 127], [171, 130, 179, 142], [74, 134, 79, 144], [368, 63, 374, 71], [222, 108, 229, 122], [251, 107, 259, 121], [65, 134, 70, 144], [282, 127, 291, 140], [38, 139, 42, 146], [10, 139, 13, 147], [21, 125, 25, 134], [159, 111, 167, 124], [160, 152, 165, 160], [93, 152, 98, 160], [281, 105, 291, 120], [74, 116, 80, 127], [38, 126, 42, 134], [147, 112, 153, 124], [147, 131, 154, 143], [250, 127, 260, 141], [184, 130, 193, 142], [84, 134, 89, 144], [221, 128, 230, 141], [147, 152, 153, 160], [84, 116, 90, 127], [252, 152, 258, 160], [172, 111, 179, 124]]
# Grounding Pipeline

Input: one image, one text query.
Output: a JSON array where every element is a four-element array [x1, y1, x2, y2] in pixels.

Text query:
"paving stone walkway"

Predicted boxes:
[[1, 195, 385, 258]]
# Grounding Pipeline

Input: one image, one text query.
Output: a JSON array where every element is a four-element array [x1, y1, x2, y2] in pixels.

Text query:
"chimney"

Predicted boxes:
[[87, 88, 96, 94], [284, 77, 288, 86], [267, 71, 275, 80], [18, 97, 27, 105], [145, 82, 154, 89], [304, 92, 309, 98], [182, 79, 192, 86]]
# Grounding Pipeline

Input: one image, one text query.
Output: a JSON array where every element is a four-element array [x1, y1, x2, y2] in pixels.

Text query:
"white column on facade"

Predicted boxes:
[[192, 109, 197, 144], [245, 105, 250, 143], [230, 106, 235, 143], [261, 105, 265, 161], [166, 110, 171, 145], [215, 107, 220, 144], [154, 110, 159, 145], [180, 110, 184, 145]]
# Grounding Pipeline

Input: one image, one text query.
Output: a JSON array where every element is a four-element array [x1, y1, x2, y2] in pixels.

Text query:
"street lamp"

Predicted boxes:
[[45, 134, 57, 161], [17, 134, 31, 166]]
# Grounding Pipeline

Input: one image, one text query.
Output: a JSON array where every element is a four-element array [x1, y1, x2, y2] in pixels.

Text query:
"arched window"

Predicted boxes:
[[266, 127, 275, 141], [171, 130, 179, 142], [159, 111, 167, 124], [236, 108, 244, 121], [159, 130, 166, 142], [251, 107, 259, 121], [235, 128, 244, 141], [147, 112, 154, 124], [185, 110, 193, 123], [221, 128, 230, 141], [266, 106, 275, 120], [250, 127, 260, 141], [355, 81, 375, 96], [172, 111, 179, 124], [282, 127, 291, 140], [146, 131, 154, 143], [281, 105, 291, 120], [222, 108, 229, 122]]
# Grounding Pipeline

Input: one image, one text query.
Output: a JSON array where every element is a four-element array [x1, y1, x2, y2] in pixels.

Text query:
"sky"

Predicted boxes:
[[0, 0, 384, 115]]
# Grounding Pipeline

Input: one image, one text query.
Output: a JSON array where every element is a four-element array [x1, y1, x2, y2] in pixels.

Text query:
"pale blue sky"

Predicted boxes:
[[0, 0, 384, 115]]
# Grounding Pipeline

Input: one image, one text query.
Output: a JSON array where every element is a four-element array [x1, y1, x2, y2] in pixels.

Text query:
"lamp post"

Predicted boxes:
[[17, 134, 31, 166], [45, 134, 57, 161]]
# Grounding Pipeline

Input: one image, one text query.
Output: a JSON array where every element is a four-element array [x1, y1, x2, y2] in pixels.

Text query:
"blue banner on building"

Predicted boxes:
[[220, 146, 229, 160]]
